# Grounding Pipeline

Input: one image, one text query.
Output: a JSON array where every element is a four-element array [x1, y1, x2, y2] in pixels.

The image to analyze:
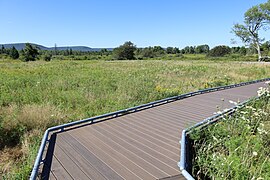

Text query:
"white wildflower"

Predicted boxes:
[[252, 151, 258, 156], [257, 123, 268, 135], [229, 100, 238, 105], [253, 112, 259, 117], [240, 111, 248, 115], [214, 111, 222, 115], [257, 87, 270, 97]]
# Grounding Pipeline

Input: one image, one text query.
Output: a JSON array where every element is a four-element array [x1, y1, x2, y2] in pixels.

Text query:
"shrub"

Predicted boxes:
[[21, 43, 39, 62], [208, 45, 231, 57], [113, 41, 136, 60], [43, 54, 52, 61], [10, 46, 19, 59]]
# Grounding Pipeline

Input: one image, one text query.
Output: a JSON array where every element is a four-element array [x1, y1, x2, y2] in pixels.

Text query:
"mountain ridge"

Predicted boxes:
[[0, 43, 113, 52]]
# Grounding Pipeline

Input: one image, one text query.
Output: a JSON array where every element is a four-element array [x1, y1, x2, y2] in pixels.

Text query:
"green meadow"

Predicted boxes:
[[0, 59, 270, 178]]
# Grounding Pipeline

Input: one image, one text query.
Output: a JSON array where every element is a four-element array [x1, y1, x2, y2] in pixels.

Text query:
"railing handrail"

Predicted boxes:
[[178, 82, 269, 179], [30, 77, 270, 179], [178, 99, 251, 176]]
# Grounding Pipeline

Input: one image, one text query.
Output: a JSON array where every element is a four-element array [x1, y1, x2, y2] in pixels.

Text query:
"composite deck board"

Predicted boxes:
[[50, 155, 72, 180], [99, 122, 178, 165], [53, 143, 90, 179], [64, 133, 141, 180], [104, 121, 179, 159], [46, 81, 268, 180], [159, 174, 186, 180], [92, 125, 177, 176], [71, 127, 168, 179], [68, 130, 154, 179], [59, 133, 124, 180], [55, 135, 108, 180], [49, 173, 57, 180]]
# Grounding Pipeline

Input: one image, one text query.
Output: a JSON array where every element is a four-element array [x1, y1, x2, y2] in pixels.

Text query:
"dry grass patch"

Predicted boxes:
[[17, 104, 67, 131]]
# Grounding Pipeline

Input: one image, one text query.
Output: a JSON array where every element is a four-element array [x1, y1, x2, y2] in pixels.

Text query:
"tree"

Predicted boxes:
[[141, 47, 155, 58], [69, 48, 73, 55], [65, 49, 69, 56], [182, 46, 195, 54], [10, 46, 19, 59], [195, 44, 210, 54], [113, 41, 136, 60], [232, 1, 270, 61], [166, 47, 174, 54], [261, 41, 270, 55], [100, 48, 109, 56], [43, 53, 52, 61], [239, 46, 247, 55], [172, 47, 180, 54], [54, 43, 58, 55], [0, 45, 6, 54], [21, 43, 39, 62], [231, 46, 241, 53], [208, 45, 231, 57], [153, 46, 165, 55], [189, 46, 195, 54]]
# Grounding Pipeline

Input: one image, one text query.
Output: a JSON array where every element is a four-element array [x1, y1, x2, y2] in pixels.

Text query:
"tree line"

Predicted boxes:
[[112, 41, 270, 60], [1, 41, 270, 62]]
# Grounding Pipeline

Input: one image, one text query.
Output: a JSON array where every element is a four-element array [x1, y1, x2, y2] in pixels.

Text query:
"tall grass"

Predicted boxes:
[[0, 59, 270, 178], [189, 88, 270, 179]]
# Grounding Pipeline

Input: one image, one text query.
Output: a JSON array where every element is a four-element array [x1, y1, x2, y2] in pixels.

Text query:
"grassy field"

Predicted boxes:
[[0, 59, 270, 178]]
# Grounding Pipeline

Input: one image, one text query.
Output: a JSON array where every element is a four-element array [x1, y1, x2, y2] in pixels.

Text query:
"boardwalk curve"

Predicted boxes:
[[31, 78, 270, 180]]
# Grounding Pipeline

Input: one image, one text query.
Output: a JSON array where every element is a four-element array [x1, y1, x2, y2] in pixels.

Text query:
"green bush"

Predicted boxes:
[[113, 41, 136, 60], [43, 54, 52, 61], [21, 43, 39, 62], [208, 45, 231, 57]]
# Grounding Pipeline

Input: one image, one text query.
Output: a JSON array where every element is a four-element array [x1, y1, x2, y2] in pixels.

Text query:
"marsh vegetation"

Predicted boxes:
[[0, 59, 270, 178]]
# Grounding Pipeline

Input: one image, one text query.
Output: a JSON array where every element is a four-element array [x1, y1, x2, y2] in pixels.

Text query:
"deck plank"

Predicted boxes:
[[56, 135, 107, 180], [60, 133, 124, 180], [50, 156, 72, 180], [68, 130, 156, 179], [53, 143, 90, 179]]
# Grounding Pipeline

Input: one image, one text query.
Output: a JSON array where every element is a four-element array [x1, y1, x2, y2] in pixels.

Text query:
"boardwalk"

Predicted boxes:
[[39, 81, 268, 180]]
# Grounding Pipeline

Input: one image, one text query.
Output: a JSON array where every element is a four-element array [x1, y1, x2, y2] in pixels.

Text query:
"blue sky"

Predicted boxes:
[[0, 0, 267, 48]]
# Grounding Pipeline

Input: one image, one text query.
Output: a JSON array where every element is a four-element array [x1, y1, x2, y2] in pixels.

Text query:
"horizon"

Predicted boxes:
[[0, 0, 268, 48], [0, 42, 254, 50]]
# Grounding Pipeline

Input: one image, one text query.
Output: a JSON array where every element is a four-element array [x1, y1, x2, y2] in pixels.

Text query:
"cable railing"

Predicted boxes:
[[30, 77, 270, 179]]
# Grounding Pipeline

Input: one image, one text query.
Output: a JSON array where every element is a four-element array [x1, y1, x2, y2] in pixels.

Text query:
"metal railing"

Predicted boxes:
[[178, 99, 252, 180], [178, 81, 270, 179], [30, 77, 270, 179]]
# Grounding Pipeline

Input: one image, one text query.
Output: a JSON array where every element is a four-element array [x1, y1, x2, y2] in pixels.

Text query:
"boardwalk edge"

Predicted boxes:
[[30, 77, 270, 180]]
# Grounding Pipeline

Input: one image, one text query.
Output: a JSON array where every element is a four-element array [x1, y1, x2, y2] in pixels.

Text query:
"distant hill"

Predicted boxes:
[[0, 43, 49, 51], [0, 43, 113, 52]]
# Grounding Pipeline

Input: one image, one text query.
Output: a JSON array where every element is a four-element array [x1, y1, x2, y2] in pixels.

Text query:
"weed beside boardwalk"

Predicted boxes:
[[0, 60, 270, 178], [189, 88, 270, 179]]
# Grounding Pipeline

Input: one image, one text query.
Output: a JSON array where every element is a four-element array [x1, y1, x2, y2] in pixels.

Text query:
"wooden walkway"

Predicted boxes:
[[41, 81, 268, 180]]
